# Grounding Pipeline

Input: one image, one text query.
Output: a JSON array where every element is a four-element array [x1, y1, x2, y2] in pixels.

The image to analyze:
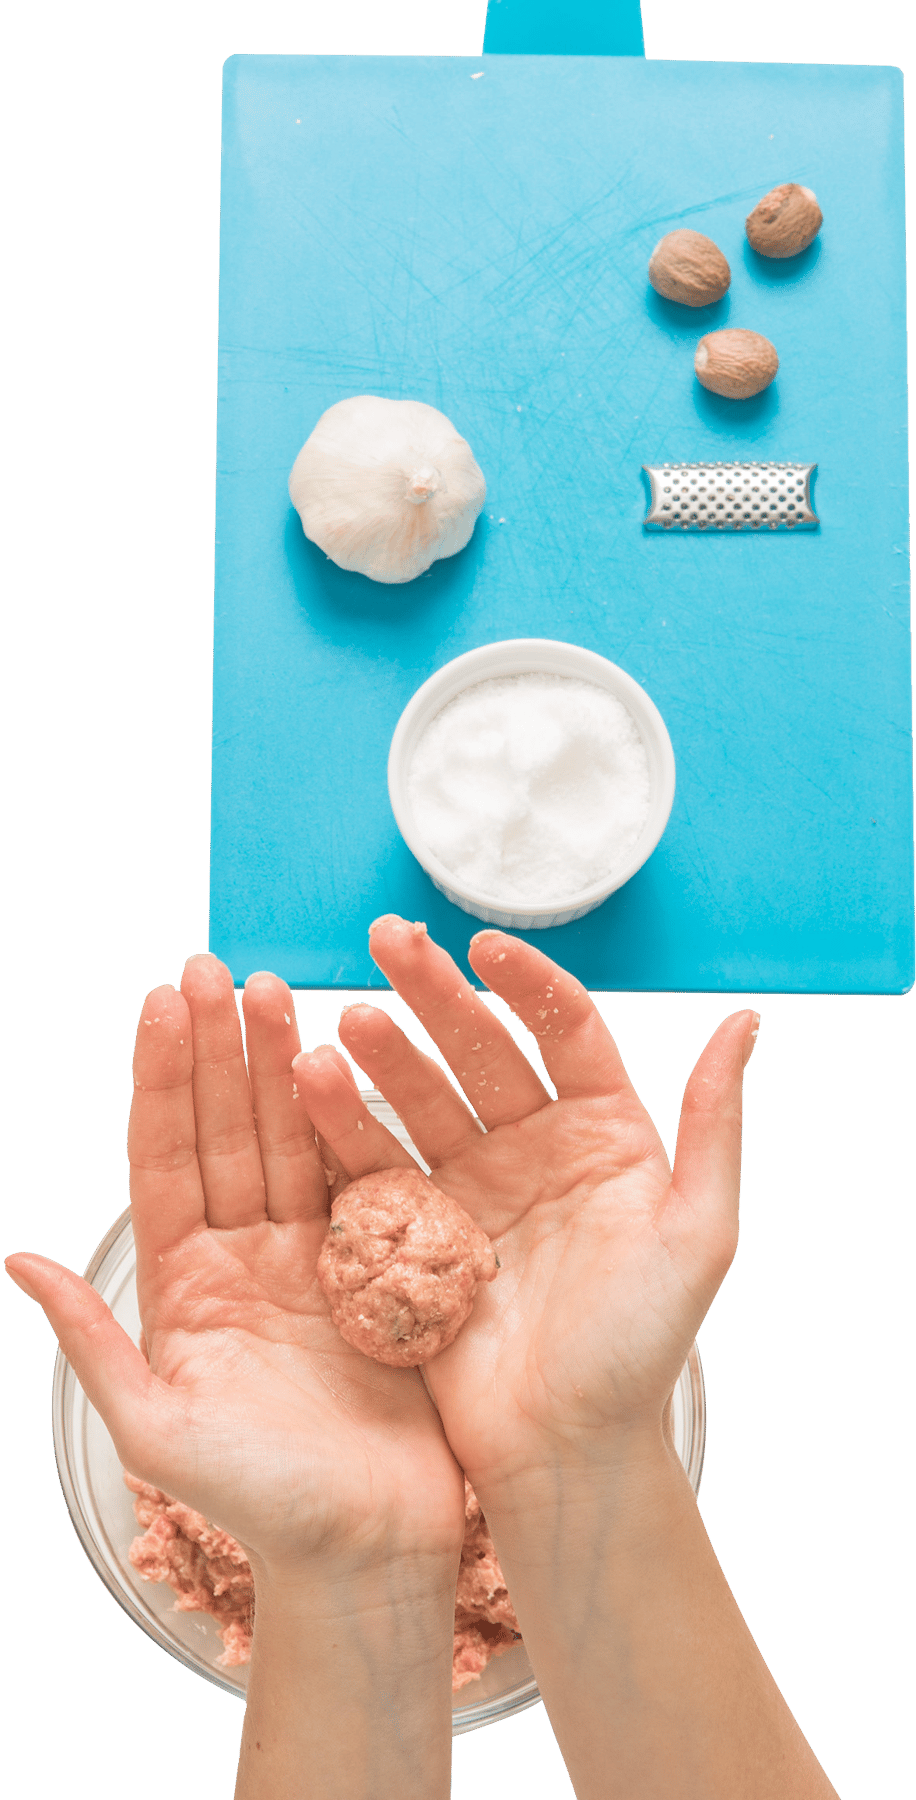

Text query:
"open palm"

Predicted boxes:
[[295, 917, 756, 1491], [7, 955, 465, 1572]]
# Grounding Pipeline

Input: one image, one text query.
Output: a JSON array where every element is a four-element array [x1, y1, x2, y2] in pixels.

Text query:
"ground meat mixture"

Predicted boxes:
[[453, 1479, 522, 1688], [316, 1167, 499, 1367], [125, 1472, 521, 1690], [124, 1474, 254, 1667]]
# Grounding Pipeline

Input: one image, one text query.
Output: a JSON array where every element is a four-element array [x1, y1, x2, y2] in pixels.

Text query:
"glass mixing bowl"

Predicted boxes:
[[52, 1092, 706, 1735]]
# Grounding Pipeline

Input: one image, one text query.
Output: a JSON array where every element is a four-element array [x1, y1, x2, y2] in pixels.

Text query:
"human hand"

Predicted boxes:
[[294, 917, 758, 1500], [5, 954, 465, 1583], [302, 924, 835, 1800]]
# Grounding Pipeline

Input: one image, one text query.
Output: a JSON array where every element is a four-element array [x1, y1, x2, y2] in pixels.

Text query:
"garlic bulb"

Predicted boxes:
[[289, 396, 486, 584]]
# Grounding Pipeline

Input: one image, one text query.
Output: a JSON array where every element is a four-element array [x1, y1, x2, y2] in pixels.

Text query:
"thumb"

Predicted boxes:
[[669, 1010, 760, 1278], [6, 1253, 173, 1472]]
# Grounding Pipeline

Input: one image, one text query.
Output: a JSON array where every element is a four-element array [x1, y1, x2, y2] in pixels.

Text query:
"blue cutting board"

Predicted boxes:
[[483, 0, 644, 55], [211, 55, 912, 992]]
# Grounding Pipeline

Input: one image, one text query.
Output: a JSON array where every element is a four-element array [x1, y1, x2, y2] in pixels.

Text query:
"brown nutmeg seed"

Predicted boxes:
[[648, 229, 731, 308], [746, 183, 823, 259], [695, 329, 779, 400]]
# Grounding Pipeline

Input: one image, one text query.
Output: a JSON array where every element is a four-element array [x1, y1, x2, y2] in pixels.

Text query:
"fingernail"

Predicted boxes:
[[743, 1013, 761, 1065], [5, 1258, 40, 1302], [244, 970, 277, 986], [183, 952, 214, 969], [368, 915, 426, 940]]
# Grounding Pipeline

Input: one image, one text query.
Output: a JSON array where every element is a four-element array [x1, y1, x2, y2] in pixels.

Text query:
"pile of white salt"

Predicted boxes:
[[406, 672, 652, 905]]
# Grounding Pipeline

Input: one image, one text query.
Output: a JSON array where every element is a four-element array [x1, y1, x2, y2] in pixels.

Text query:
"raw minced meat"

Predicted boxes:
[[316, 1167, 499, 1367], [125, 1472, 521, 1690], [452, 1479, 521, 1688], [124, 1474, 254, 1667]]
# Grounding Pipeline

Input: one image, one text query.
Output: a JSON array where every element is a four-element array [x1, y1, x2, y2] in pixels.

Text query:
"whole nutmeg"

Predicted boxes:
[[746, 183, 823, 259], [695, 329, 779, 400], [648, 229, 731, 307]]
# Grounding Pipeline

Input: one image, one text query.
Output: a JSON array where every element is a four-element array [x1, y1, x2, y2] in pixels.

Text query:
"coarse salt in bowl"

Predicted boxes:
[[388, 639, 676, 930]]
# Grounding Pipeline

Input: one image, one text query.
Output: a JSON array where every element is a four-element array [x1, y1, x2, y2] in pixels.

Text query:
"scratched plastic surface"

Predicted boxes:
[[212, 56, 912, 992]]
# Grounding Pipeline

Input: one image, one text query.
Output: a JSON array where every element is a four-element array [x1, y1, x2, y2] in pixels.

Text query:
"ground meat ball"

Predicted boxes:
[[316, 1167, 499, 1367], [124, 1474, 254, 1667], [125, 1473, 520, 1691]]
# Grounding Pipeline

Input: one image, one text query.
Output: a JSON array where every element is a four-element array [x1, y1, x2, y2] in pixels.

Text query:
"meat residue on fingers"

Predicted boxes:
[[315, 1167, 498, 1367]]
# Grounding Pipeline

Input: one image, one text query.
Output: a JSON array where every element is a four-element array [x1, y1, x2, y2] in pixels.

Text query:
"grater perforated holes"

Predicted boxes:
[[643, 462, 817, 530]]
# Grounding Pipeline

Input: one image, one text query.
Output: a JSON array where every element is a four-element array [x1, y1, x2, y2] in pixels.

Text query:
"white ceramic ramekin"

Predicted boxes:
[[387, 638, 676, 930]]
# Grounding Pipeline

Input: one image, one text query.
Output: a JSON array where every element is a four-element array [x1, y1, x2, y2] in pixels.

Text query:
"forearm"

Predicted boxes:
[[235, 1554, 456, 1800], [478, 1431, 838, 1800]]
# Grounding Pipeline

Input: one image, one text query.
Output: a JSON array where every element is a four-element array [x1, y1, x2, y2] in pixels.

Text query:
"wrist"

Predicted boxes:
[[237, 1541, 456, 1800], [468, 1408, 681, 1538], [248, 1539, 461, 1631]]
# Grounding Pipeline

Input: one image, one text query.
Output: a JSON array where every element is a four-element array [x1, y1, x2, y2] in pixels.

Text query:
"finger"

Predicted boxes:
[[468, 929, 638, 1103], [181, 953, 267, 1230], [368, 914, 549, 1127], [338, 1004, 483, 1165], [669, 1010, 760, 1276], [292, 1045, 418, 1181], [242, 973, 332, 1224], [291, 1047, 371, 1195], [5, 1254, 174, 1476], [128, 983, 207, 1263]]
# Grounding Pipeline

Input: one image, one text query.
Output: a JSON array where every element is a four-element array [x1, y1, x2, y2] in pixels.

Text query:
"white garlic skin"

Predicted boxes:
[[289, 396, 487, 584]]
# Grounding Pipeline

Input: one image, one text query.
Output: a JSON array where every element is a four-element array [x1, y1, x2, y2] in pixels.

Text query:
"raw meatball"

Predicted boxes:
[[316, 1167, 498, 1366]]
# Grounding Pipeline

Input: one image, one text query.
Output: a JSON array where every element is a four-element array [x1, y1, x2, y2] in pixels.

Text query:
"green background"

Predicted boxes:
[[3, 0, 910, 1792]]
